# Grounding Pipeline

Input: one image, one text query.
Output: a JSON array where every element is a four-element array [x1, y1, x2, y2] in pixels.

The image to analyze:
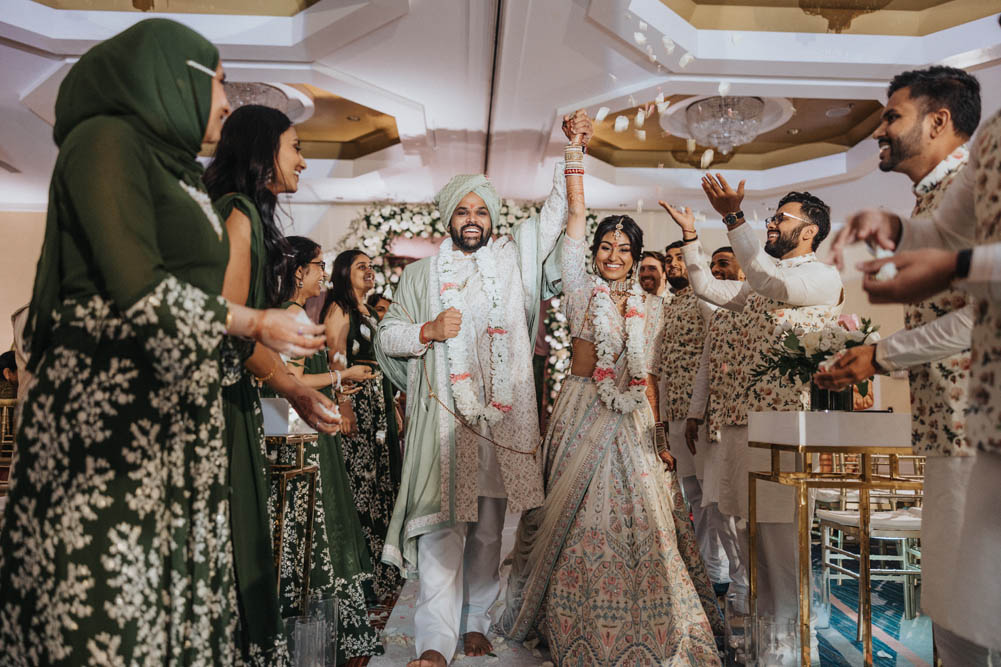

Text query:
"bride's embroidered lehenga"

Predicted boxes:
[[497, 235, 724, 666]]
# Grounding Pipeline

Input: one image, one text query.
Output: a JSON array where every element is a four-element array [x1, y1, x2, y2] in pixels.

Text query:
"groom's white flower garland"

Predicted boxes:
[[590, 280, 648, 413], [437, 237, 513, 425]]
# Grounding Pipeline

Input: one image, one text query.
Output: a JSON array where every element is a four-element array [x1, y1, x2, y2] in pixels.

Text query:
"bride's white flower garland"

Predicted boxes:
[[437, 237, 513, 425], [590, 280, 648, 413]]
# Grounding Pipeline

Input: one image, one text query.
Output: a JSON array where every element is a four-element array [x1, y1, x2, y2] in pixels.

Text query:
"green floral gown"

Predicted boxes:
[[0, 20, 247, 665], [271, 303, 384, 662], [343, 308, 403, 602], [216, 193, 288, 664]]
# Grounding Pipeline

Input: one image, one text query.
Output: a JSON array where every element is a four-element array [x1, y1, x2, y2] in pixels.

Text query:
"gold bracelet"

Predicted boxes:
[[254, 363, 278, 385], [225, 309, 234, 333]]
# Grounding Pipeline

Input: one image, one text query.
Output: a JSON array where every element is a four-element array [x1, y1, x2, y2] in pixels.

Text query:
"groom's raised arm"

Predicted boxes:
[[538, 110, 594, 256]]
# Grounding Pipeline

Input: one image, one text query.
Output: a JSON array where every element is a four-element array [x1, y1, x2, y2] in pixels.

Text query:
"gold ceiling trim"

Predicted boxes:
[[29, 0, 320, 17], [659, 0, 996, 35]]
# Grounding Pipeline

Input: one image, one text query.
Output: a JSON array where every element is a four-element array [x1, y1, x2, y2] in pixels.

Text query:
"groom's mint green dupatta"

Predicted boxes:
[[374, 165, 567, 577]]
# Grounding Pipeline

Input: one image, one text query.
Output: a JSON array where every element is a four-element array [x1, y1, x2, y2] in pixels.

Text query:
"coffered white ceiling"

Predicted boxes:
[[1, 0, 999, 225]]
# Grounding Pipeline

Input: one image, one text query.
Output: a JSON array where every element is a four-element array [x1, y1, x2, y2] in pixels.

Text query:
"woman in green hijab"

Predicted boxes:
[[0, 19, 333, 665]]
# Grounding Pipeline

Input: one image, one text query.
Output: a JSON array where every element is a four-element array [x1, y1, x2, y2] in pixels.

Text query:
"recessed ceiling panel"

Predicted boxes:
[[589, 96, 883, 169]]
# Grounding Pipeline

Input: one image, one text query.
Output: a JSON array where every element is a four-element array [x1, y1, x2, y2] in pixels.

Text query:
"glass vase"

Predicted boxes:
[[810, 382, 853, 412]]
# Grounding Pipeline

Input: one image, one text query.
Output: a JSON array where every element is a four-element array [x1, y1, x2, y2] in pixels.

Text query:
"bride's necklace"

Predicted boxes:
[[437, 238, 513, 426], [590, 277, 648, 413]]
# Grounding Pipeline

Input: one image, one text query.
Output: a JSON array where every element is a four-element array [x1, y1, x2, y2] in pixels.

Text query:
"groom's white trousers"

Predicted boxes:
[[415, 496, 507, 662]]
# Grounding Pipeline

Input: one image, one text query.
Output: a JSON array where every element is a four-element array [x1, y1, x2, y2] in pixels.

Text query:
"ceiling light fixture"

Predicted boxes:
[[223, 82, 310, 123], [685, 96, 765, 155]]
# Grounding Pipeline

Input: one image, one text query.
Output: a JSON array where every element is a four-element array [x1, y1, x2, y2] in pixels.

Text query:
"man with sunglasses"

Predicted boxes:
[[662, 178, 842, 648]]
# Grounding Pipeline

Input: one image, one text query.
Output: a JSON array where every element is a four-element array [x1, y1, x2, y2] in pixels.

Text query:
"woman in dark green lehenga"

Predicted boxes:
[[268, 236, 385, 665], [0, 21, 331, 665], [323, 251, 404, 603], [204, 105, 343, 664]]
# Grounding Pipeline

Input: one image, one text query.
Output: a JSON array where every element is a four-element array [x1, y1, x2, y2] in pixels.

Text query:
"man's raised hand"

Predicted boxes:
[[562, 110, 594, 147], [427, 307, 463, 342], [701, 173, 745, 217], [859, 248, 958, 304], [659, 200, 696, 237]]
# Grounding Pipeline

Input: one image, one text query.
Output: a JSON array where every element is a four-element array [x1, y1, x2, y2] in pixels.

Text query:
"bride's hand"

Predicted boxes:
[[658, 449, 676, 471]]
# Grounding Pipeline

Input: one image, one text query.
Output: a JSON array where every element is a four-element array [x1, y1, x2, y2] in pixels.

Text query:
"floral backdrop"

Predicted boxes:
[[336, 201, 599, 413]]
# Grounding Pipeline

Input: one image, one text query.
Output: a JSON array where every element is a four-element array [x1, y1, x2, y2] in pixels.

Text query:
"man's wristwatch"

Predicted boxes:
[[955, 248, 972, 280], [723, 211, 745, 228]]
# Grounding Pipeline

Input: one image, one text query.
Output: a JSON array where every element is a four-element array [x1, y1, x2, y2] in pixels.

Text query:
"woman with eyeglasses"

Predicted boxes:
[[0, 20, 333, 664], [266, 235, 383, 665], [204, 104, 345, 661], [322, 250, 404, 604]]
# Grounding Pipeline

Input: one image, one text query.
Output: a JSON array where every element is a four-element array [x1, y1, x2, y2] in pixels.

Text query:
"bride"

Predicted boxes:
[[496, 148, 723, 665]]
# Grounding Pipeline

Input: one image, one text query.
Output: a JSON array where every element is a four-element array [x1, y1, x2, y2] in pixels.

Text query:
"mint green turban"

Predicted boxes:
[[435, 174, 501, 229]]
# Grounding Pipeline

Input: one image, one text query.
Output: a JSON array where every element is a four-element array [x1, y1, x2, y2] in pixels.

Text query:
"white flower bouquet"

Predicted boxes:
[[752, 315, 880, 399]]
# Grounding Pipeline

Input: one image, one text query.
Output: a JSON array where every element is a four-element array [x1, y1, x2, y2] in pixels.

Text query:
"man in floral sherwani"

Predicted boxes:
[[657, 238, 735, 595], [815, 67, 985, 662], [830, 95, 1001, 665], [664, 183, 842, 647]]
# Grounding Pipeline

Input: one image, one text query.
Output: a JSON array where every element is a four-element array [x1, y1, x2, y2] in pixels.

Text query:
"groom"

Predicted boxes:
[[376, 112, 592, 667]]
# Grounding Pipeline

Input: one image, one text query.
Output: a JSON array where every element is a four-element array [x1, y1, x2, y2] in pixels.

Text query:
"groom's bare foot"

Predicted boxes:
[[463, 632, 493, 657], [407, 649, 447, 667]]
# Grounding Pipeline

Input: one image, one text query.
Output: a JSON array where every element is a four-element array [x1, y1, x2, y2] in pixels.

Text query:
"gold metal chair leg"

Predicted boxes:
[[798, 482, 811, 667], [859, 454, 873, 666]]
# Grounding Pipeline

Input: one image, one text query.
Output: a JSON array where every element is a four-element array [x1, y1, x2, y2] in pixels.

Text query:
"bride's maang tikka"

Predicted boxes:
[[613, 218, 624, 241]]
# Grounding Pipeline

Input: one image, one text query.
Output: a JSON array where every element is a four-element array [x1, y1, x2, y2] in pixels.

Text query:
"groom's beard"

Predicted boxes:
[[451, 222, 491, 252]]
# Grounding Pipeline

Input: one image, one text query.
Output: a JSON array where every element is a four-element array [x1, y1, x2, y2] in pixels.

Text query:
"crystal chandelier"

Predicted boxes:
[[223, 82, 306, 122], [686, 96, 765, 155]]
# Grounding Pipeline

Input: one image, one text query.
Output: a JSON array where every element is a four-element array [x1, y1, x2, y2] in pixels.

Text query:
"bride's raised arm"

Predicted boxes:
[[560, 114, 592, 294]]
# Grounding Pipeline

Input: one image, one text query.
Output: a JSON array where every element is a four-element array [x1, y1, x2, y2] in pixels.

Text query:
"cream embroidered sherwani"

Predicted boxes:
[[375, 164, 566, 661], [376, 163, 566, 576]]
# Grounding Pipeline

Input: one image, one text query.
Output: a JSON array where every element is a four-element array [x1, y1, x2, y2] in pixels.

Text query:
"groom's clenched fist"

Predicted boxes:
[[423, 307, 463, 342]]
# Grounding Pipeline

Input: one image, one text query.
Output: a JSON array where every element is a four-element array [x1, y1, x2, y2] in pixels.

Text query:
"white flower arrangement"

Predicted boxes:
[[754, 315, 881, 390], [437, 237, 512, 425]]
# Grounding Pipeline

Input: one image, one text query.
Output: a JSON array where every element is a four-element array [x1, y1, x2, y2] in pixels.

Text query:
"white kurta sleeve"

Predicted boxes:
[[729, 223, 842, 306], [682, 240, 748, 310], [897, 136, 978, 252], [873, 304, 974, 371], [537, 160, 568, 257], [687, 335, 712, 420], [959, 243, 1001, 302], [561, 235, 591, 294]]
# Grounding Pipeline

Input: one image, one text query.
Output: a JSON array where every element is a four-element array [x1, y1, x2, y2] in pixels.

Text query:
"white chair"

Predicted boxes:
[[818, 506, 923, 641]]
